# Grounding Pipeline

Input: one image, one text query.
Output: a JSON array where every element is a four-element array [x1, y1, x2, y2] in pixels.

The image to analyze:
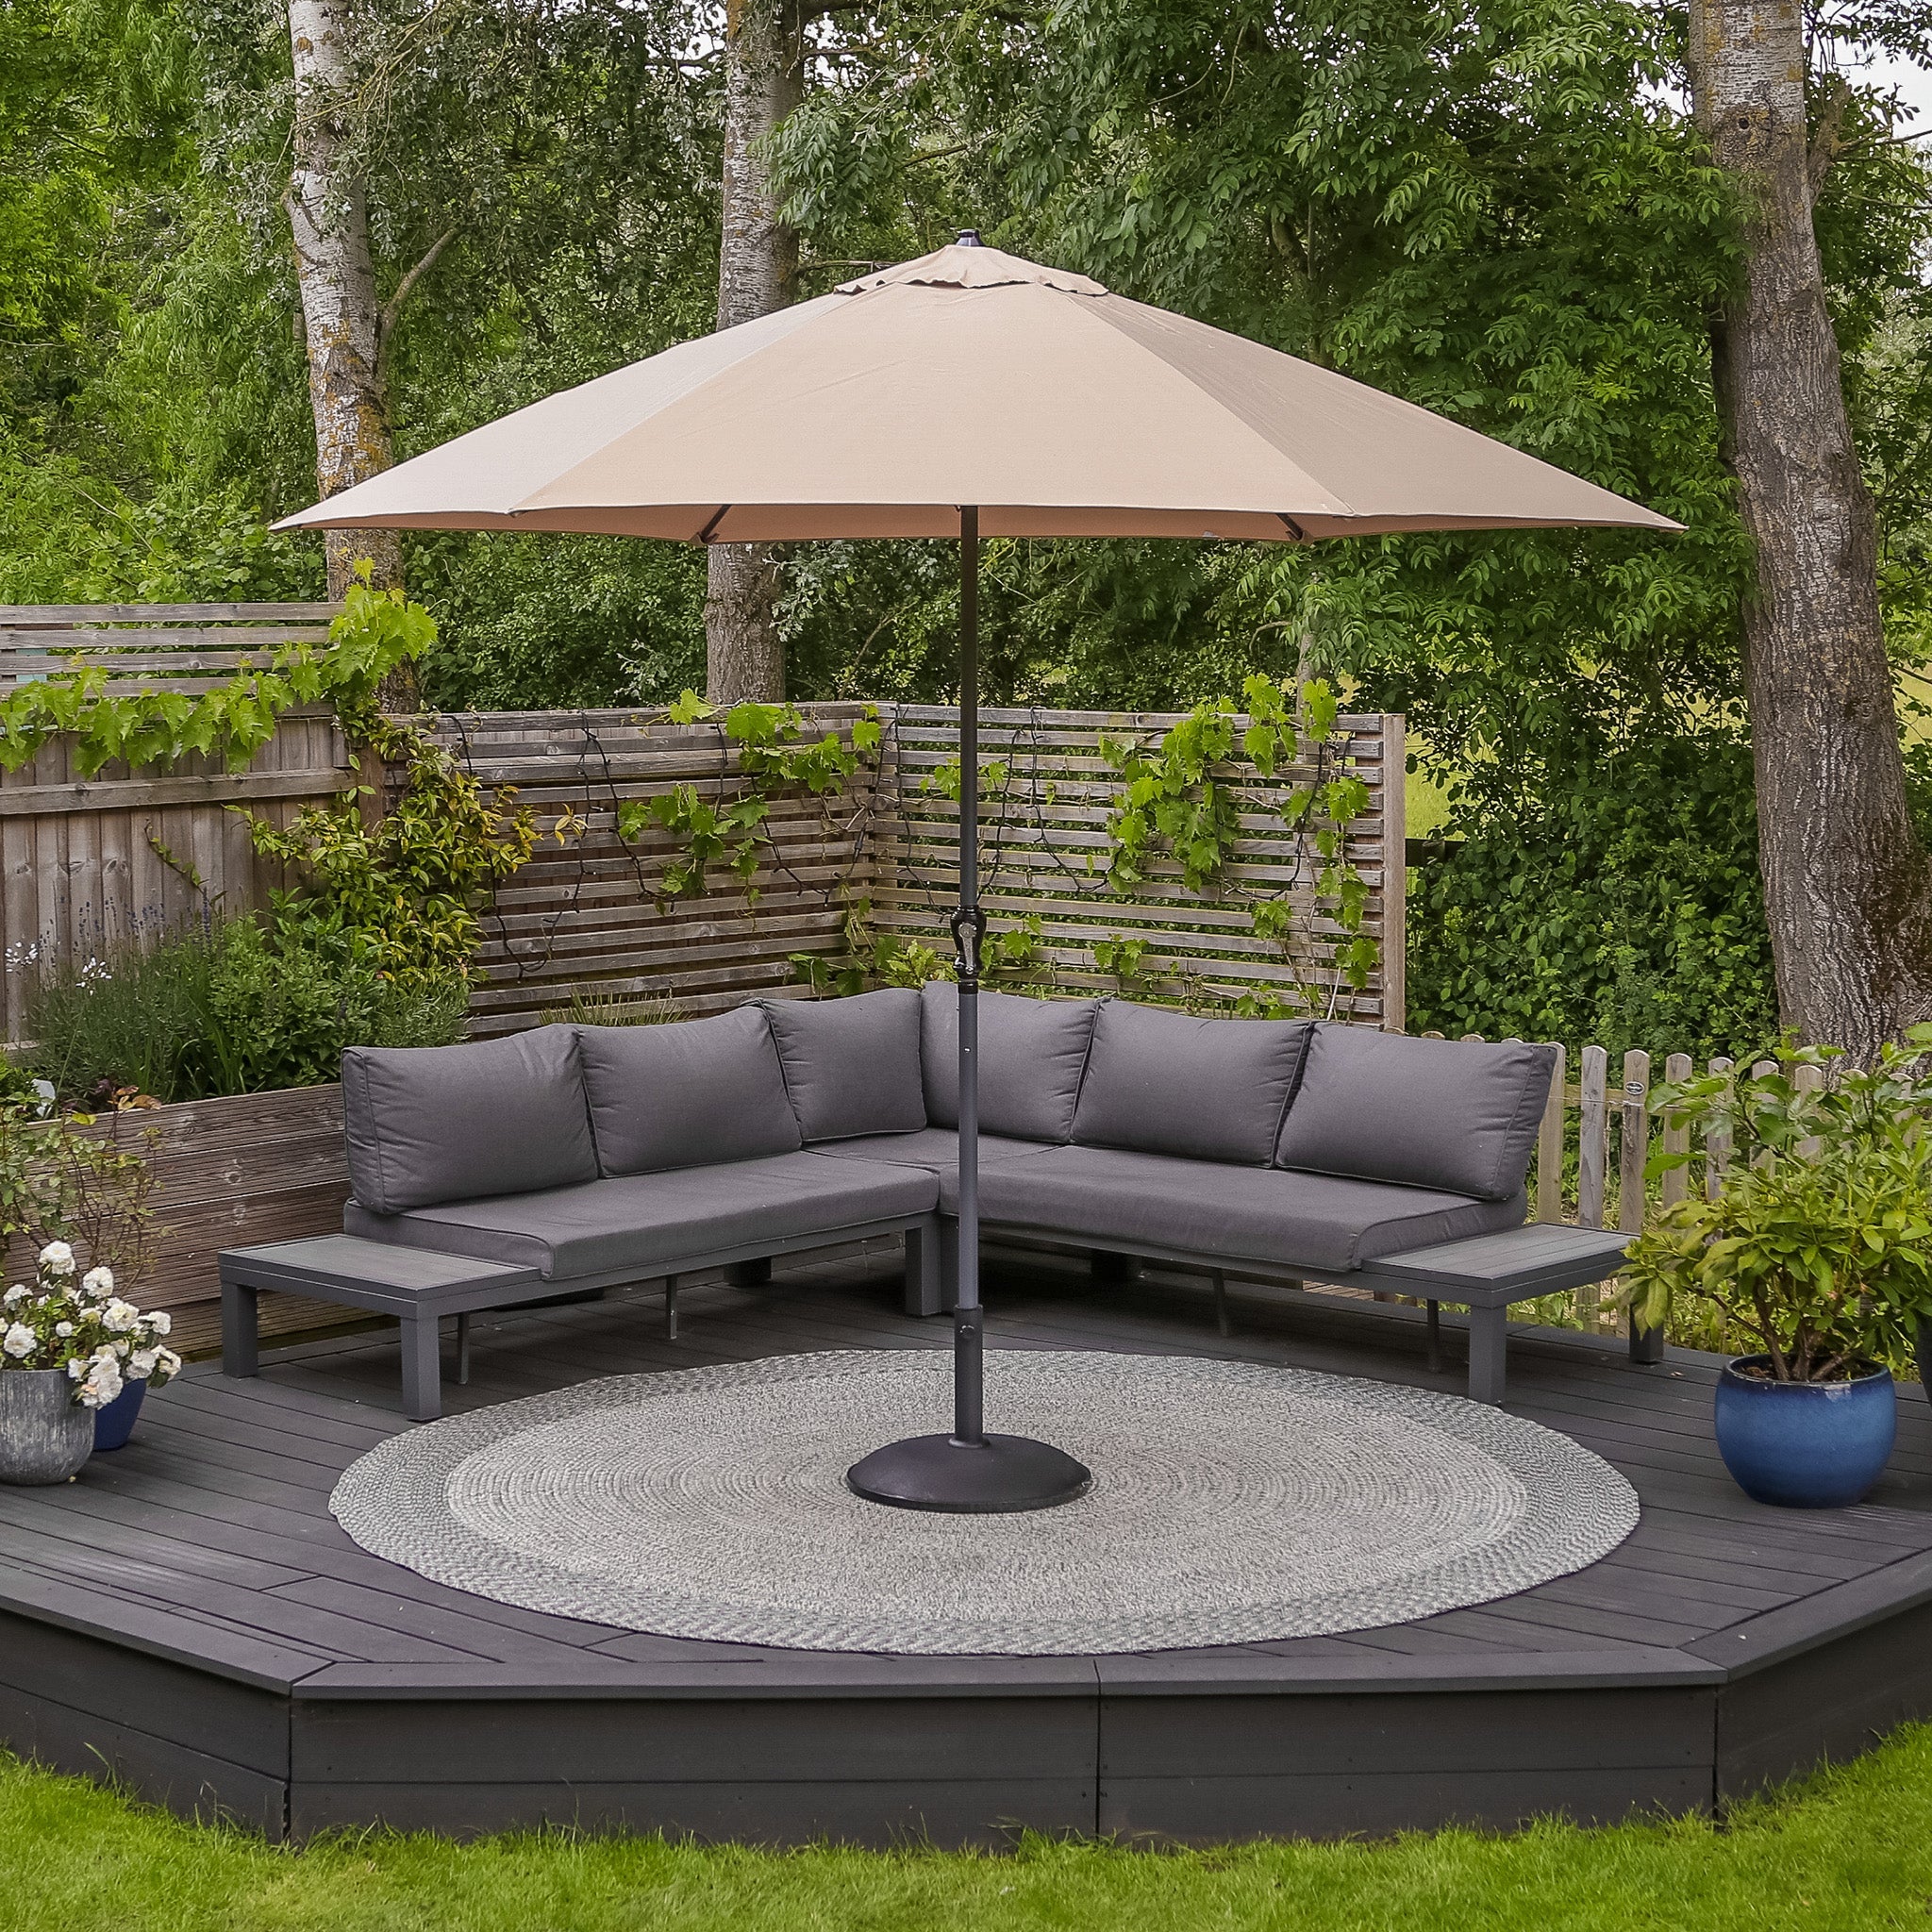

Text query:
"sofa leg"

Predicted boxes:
[[1425, 1300, 1443, 1374], [939, 1217, 960, 1312], [1210, 1269, 1230, 1339], [1629, 1316, 1666, 1367], [455, 1312, 472, 1387], [1092, 1249, 1141, 1285], [903, 1222, 944, 1318], [725, 1258, 773, 1288], [220, 1280, 259, 1380], [1467, 1306, 1508, 1406], [664, 1275, 679, 1342], [401, 1314, 442, 1423]]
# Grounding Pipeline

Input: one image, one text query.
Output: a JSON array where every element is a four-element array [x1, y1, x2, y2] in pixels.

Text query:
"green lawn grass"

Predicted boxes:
[[7, 1725, 1932, 1931]]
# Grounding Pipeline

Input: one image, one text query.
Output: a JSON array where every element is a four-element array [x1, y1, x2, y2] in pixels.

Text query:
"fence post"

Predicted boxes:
[[1706, 1057, 1735, 1200], [1793, 1060, 1824, 1158], [1660, 1053, 1692, 1208], [1621, 1049, 1660, 1363], [1535, 1042, 1566, 1225], [1576, 1043, 1609, 1324]]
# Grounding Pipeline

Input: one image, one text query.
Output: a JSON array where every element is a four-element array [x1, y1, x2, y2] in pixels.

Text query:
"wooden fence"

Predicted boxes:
[[428, 701, 1403, 1036], [0, 605, 353, 1041]]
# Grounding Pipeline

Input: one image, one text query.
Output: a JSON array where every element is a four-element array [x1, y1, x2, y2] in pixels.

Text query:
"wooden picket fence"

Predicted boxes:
[[1454, 1037, 1793, 1332]]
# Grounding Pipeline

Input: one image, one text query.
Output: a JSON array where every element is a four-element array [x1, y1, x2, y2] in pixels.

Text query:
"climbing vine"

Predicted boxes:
[[613, 693, 883, 907], [912, 676, 1379, 1019], [0, 571, 434, 777]]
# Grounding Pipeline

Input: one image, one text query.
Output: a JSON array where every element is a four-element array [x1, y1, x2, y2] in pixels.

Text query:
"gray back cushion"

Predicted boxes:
[[1274, 1024, 1557, 1201], [761, 990, 926, 1141], [578, 1007, 801, 1175], [341, 1024, 597, 1214], [1071, 1000, 1309, 1166], [920, 986, 1099, 1144]]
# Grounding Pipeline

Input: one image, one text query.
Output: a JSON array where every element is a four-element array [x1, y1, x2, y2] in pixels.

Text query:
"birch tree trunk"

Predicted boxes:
[[287, 0, 405, 610], [1688, 0, 1932, 1059], [706, 0, 802, 704]]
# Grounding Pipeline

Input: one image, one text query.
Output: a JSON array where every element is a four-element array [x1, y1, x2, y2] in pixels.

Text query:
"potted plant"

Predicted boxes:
[[0, 1241, 181, 1483], [1623, 1032, 1932, 1508]]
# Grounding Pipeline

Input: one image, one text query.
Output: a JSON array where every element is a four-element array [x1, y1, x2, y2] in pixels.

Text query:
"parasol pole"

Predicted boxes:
[[842, 499, 1091, 1512], [952, 505, 987, 1444]]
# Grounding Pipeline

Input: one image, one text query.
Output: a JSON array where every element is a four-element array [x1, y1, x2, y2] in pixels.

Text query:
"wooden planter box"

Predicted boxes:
[[73, 1086, 355, 1357]]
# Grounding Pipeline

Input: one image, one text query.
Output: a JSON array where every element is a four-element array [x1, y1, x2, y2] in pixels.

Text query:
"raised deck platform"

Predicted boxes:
[[3, 1243, 1931, 1846]]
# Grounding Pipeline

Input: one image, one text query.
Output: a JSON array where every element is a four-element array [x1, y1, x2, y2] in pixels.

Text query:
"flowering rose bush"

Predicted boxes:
[[0, 1241, 180, 1407]]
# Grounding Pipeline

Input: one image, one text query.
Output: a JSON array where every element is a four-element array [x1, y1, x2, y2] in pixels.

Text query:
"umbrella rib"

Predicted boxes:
[[696, 505, 732, 543], [1278, 514, 1307, 541]]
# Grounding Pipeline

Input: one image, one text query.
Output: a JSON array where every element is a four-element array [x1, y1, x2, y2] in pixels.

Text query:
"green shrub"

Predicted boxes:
[[1407, 730, 1779, 1063], [22, 919, 468, 1106], [1623, 1033, 1932, 1381]]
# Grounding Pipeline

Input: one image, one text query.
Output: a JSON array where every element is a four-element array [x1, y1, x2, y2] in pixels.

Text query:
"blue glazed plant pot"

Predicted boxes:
[[1714, 1356, 1896, 1508], [92, 1378, 145, 1453]]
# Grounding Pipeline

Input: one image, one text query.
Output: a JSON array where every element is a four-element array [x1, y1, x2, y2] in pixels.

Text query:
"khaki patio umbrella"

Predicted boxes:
[[278, 236, 1678, 1513]]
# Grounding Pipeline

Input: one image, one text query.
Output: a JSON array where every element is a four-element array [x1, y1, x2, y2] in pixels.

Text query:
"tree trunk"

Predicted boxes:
[[287, 0, 419, 710], [706, 0, 802, 705], [1688, 0, 1932, 1059]]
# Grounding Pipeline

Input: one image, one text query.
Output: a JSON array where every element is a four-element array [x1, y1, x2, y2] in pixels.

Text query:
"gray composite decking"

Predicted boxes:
[[3, 1238, 1932, 1846]]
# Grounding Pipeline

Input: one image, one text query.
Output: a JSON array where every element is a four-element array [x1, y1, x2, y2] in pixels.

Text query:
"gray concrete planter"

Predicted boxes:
[[0, 1370, 93, 1484]]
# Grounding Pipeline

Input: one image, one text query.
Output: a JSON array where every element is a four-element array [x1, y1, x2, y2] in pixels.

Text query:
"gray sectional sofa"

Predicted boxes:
[[325, 989, 1560, 1386]]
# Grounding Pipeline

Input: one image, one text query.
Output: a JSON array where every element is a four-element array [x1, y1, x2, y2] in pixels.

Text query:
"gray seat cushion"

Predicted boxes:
[[343, 1152, 939, 1280], [1072, 1001, 1309, 1166], [578, 1007, 800, 1175], [919, 986, 1099, 1143], [761, 991, 926, 1141], [1275, 1024, 1558, 1201], [976, 1143, 1524, 1274], [341, 1025, 597, 1214], [808, 1128, 1059, 1214]]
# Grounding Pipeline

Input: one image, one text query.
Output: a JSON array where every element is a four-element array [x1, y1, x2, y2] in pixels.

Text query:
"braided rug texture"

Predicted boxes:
[[331, 1349, 1639, 1655]]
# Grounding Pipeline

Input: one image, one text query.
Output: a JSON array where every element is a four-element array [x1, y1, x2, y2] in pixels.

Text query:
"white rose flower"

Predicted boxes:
[[37, 1241, 75, 1275], [147, 1311, 171, 1337], [102, 1299, 139, 1334], [81, 1266, 113, 1298], [3, 1323, 35, 1360], [53, 1322, 72, 1338], [112, 1340, 128, 1357], [68, 1359, 85, 1380], [154, 1347, 181, 1381], [2, 1285, 25, 1307], [79, 1361, 123, 1408], [127, 1349, 157, 1379]]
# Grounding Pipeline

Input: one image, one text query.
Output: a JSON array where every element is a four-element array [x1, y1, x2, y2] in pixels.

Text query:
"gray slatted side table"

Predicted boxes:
[[219, 1237, 551, 1423], [1352, 1224, 1638, 1404]]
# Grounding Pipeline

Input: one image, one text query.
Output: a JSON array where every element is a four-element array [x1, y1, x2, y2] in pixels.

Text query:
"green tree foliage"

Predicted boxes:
[[767, 0, 1932, 1056], [0, 0, 720, 691], [8, 0, 1932, 1058]]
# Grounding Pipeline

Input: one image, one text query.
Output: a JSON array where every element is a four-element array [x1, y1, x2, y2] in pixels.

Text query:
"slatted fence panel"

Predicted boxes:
[[415, 707, 886, 1036], [426, 702, 1405, 1033], [0, 604, 341, 694], [872, 704, 1402, 1024]]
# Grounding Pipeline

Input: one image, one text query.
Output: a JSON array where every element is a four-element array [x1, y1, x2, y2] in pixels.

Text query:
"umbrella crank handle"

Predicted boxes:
[[950, 906, 987, 985]]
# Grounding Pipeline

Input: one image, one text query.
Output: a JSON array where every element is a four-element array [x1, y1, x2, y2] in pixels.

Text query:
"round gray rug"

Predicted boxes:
[[331, 1350, 1638, 1655]]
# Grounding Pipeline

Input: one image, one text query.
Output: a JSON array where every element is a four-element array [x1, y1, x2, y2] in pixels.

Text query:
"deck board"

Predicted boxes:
[[6, 1241, 1932, 1843]]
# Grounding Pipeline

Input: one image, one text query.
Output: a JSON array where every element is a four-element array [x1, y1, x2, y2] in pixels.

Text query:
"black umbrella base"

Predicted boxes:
[[846, 1433, 1092, 1514]]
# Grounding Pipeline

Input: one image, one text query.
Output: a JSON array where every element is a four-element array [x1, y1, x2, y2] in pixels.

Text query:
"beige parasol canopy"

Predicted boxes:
[[274, 242, 1679, 544], [276, 237, 1680, 1514]]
